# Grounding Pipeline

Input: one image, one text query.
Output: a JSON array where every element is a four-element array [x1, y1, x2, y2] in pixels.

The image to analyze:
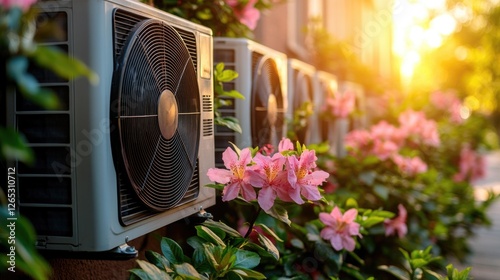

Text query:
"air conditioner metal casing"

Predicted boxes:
[[4, 0, 215, 252], [213, 38, 288, 165], [286, 58, 316, 145]]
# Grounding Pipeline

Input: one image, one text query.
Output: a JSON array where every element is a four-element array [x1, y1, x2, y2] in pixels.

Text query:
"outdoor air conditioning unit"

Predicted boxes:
[[213, 38, 287, 166], [313, 70, 339, 153], [336, 81, 367, 157], [2, 0, 215, 253], [286, 58, 316, 145]]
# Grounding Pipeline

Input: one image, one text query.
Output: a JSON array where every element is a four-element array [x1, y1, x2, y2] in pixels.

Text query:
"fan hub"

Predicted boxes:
[[267, 94, 278, 126], [158, 90, 178, 140]]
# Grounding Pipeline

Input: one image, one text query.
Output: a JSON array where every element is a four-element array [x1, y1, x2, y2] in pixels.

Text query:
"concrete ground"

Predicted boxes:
[[457, 150, 500, 280]]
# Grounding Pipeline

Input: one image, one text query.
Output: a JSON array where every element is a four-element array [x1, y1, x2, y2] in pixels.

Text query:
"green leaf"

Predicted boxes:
[[264, 203, 291, 226], [374, 184, 389, 200], [217, 69, 239, 82], [215, 116, 243, 134], [203, 220, 242, 238], [361, 216, 386, 228], [204, 183, 225, 191], [345, 198, 358, 209], [231, 268, 267, 279], [410, 258, 430, 270], [219, 89, 245, 99], [6, 56, 59, 109], [233, 249, 260, 269], [215, 62, 225, 74], [359, 171, 376, 185], [191, 248, 212, 274], [196, 8, 213, 20], [173, 263, 202, 280], [313, 240, 342, 271], [0, 127, 34, 163], [160, 238, 185, 265], [196, 225, 226, 247], [187, 236, 207, 251], [256, 223, 283, 242], [145, 250, 171, 271], [256, 231, 279, 260], [31, 45, 98, 84], [132, 260, 172, 280], [378, 265, 410, 280]]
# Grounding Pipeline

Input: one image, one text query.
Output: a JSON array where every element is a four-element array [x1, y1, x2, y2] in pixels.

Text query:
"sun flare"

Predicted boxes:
[[393, 0, 457, 81]]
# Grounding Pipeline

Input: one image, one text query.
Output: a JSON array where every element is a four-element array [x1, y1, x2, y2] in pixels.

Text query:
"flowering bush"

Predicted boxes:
[[142, 0, 282, 38], [324, 90, 356, 119]]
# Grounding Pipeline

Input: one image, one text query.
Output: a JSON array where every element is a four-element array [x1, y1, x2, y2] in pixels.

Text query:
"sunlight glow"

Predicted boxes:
[[393, 0, 457, 82]]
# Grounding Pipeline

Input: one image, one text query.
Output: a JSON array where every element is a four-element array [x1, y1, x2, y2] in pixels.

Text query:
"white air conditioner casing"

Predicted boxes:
[[313, 71, 339, 153], [286, 58, 316, 145], [213, 38, 287, 165], [336, 81, 367, 157], [3, 0, 215, 252]]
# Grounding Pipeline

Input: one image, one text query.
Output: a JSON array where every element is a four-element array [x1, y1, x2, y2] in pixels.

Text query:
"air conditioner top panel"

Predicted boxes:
[[316, 70, 338, 83], [49, 0, 212, 35], [214, 37, 287, 59], [288, 58, 315, 75]]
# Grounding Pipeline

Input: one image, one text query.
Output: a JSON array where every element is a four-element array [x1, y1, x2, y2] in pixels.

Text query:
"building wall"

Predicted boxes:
[[254, 0, 395, 86]]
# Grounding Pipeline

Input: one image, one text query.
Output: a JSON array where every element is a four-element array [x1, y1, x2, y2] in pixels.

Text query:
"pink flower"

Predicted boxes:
[[372, 139, 399, 160], [226, 0, 261, 30], [319, 207, 361, 251], [398, 110, 440, 147], [345, 130, 372, 153], [326, 90, 356, 118], [431, 90, 464, 123], [370, 121, 405, 147], [0, 0, 36, 10], [207, 147, 256, 202], [384, 204, 408, 238], [248, 152, 290, 211], [453, 144, 486, 183], [392, 155, 428, 176], [287, 149, 329, 203], [278, 137, 294, 152]]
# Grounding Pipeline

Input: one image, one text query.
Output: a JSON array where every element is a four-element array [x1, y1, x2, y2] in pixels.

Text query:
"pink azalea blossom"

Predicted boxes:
[[326, 90, 356, 118], [226, 0, 261, 30], [207, 147, 256, 202], [430, 90, 464, 123], [453, 144, 486, 183], [248, 152, 290, 211], [372, 139, 399, 160], [370, 121, 405, 147], [287, 149, 329, 203], [319, 207, 361, 251], [0, 0, 36, 10], [344, 130, 372, 154], [278, 137, 294, 152], [398, 110, 440, 147], [384, 204, 408, 238], [430, 90, 459, 111], [392, 154, 428, 176]]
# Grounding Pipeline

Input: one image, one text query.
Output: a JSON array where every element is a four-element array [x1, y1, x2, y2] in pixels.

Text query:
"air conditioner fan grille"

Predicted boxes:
[[112, 18, 200, 211]]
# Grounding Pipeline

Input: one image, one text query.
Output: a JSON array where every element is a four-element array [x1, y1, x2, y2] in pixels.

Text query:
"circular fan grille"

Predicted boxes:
[[293, 70, 313, 144], [111, 19, 200, 211], [251, 57, 286, 148]]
